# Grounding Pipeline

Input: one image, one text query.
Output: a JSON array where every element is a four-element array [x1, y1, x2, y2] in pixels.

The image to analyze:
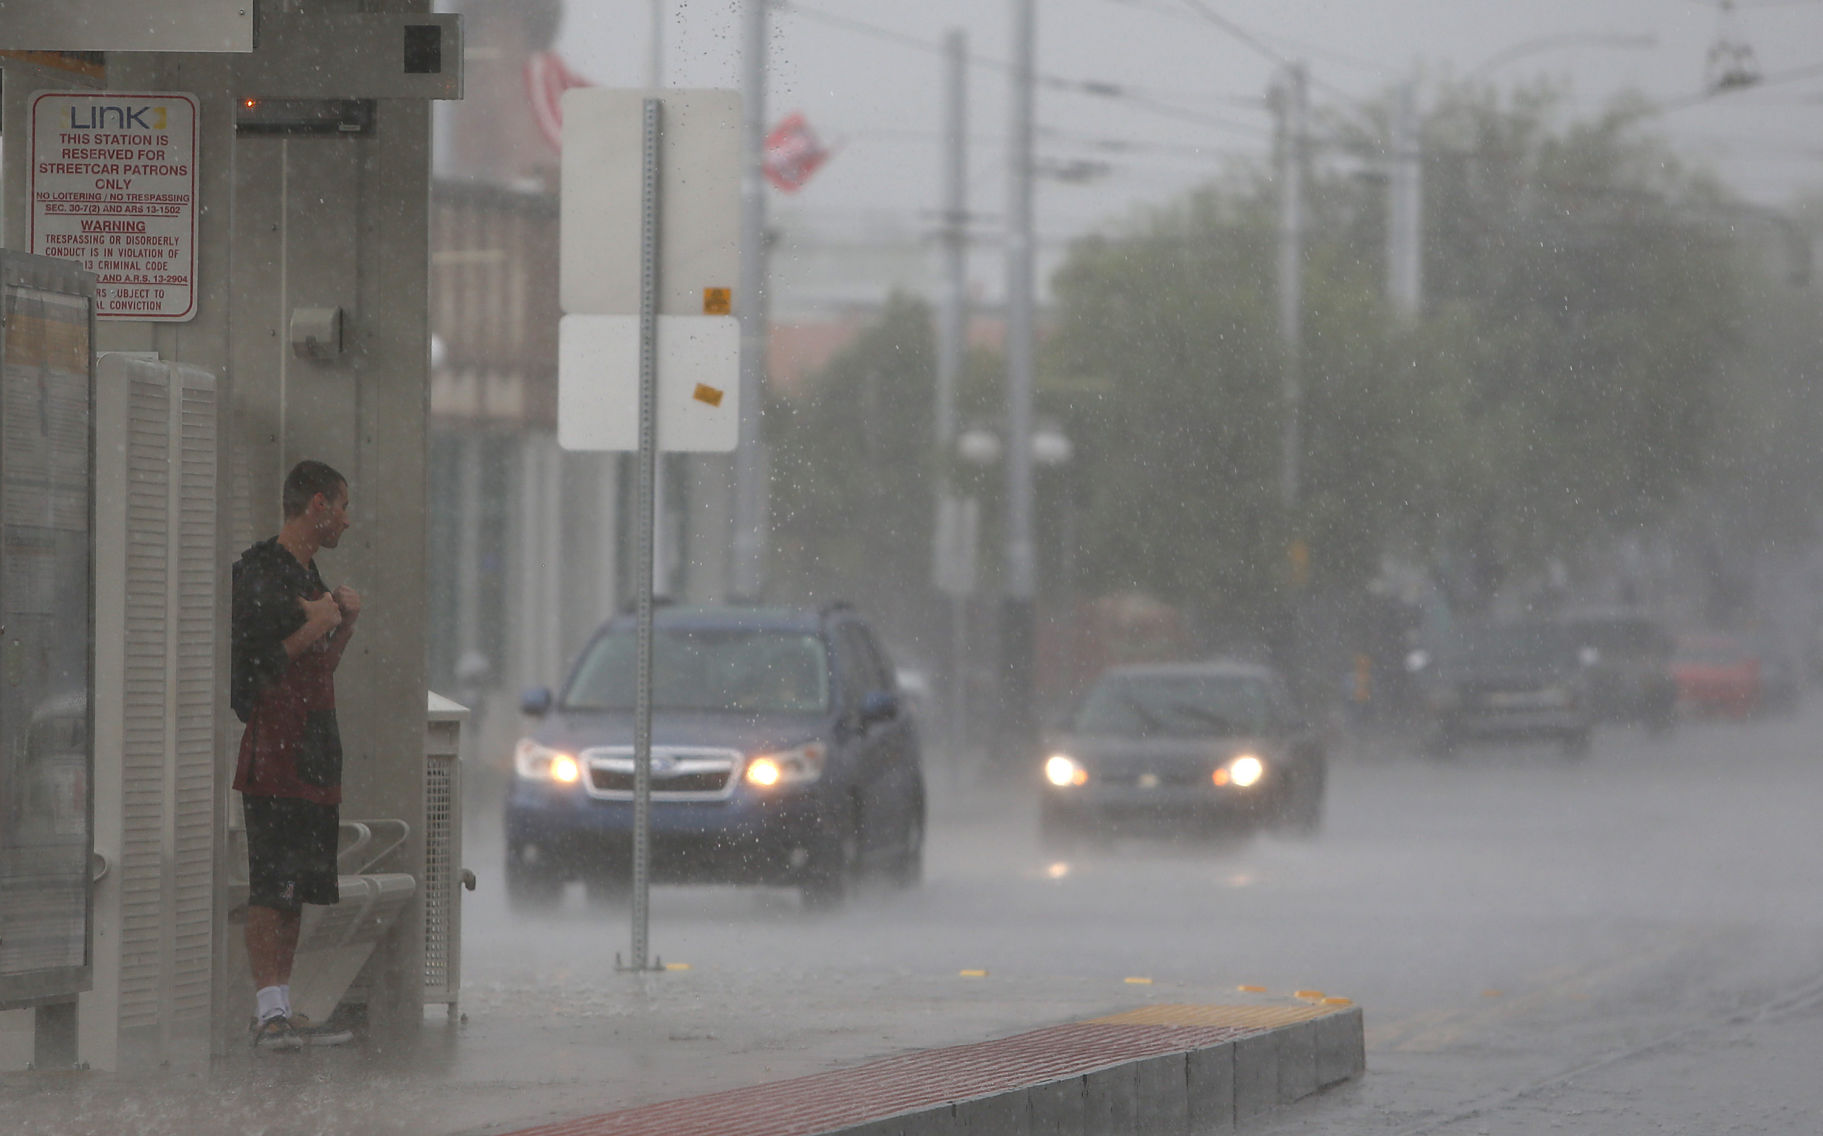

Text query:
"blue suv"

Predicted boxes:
[[504, 604, 925, 910]]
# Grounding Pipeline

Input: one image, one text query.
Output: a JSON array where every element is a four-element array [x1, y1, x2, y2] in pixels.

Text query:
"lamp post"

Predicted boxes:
[[954, 422, 1073, 770]]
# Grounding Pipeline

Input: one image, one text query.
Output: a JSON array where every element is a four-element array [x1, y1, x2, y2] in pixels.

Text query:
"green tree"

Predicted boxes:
[[769, 293, 937, 631], [1409, 86, 1743, 603], [1044, 82, 1744, 624]]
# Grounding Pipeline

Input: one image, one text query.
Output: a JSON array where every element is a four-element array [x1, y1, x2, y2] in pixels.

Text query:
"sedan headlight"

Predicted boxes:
[[1045, 754, 1088, 787], [1213, 753, 1266, 788], [745, 741, 827, 788], [514, 738, 580, 784]]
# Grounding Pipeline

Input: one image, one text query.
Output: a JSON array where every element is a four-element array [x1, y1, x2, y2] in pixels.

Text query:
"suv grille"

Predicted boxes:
[[580, 747, 742, 801]]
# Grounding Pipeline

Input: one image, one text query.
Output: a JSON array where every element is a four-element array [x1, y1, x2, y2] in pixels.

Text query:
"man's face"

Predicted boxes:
[[315, 484, 351, 549]]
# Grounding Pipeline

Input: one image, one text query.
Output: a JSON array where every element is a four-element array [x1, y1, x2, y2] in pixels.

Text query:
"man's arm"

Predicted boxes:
[[232, 559, 309, 721]]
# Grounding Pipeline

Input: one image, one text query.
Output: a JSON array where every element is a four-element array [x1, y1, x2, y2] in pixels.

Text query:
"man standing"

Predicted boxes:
[[231, 460, 361, 1050]]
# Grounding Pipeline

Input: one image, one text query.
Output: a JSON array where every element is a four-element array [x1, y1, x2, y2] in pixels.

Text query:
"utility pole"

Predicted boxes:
[[732, 0, 770, 599], [1386, 78, 1423, 319], [936, 29, 968, 470], [648, 0, 665, 88], [1002, 0, 1039, 764], [1272, 61, 1308, 510], [934, 29, 972, 765]]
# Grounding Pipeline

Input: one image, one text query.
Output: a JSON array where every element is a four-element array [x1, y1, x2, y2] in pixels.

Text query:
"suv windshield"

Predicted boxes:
[[1071, 672, 1274, 738], [563, 628, 830, 713], [1566, 617, 1669, 658]]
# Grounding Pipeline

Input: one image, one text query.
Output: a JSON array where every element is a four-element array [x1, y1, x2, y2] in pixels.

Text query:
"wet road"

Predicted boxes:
[[451, 697, 1823, 1132]]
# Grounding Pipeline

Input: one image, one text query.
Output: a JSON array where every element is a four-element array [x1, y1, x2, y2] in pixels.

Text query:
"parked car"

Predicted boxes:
[[504, 604, 926, 911], [1038, 661, 1326, 846], [1409, 620, 1595, 758], [1672, 635, 1761, 717], [1558, 610, 1677, 732]]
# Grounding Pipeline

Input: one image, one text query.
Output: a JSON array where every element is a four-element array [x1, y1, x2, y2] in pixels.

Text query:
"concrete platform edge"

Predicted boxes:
[[811, 1008, 1365, 1136]]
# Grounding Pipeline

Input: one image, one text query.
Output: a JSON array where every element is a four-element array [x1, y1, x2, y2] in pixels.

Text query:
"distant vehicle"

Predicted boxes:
[[1038, 661, 1326, 846], [1672, 635, 1761, 718], [503, 604, 926, 911], [1756, 648, 1803, 715], [892, 662, 937, 725], [1558, 610, 1677, 732], [1409, 620, 1595, 758]]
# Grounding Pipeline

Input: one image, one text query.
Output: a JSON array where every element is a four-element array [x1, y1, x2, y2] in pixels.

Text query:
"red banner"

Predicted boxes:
[[764, 111, 831, 193]]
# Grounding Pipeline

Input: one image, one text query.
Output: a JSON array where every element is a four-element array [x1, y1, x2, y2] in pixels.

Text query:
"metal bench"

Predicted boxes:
[[227, 818, 416, 1023]]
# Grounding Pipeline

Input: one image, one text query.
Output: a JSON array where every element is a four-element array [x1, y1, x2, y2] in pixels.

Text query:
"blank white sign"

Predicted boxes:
[[558, 315, 740, 453], [559, 89, 742, 318]]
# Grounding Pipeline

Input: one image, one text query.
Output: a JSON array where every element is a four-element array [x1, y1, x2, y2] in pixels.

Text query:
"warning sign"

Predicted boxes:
[[28, 91, 199, 321]]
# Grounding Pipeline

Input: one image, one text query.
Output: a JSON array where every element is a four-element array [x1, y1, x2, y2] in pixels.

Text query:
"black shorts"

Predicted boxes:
[[244, 795, 340, 912]]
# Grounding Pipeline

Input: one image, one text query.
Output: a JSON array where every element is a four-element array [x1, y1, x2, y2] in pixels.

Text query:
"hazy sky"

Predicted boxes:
[[554, 0, 1823, 284]]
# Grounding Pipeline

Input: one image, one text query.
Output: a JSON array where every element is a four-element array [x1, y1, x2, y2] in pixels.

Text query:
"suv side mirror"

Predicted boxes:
[[859, 690, 899, 727], [520, 686, 554, 717]]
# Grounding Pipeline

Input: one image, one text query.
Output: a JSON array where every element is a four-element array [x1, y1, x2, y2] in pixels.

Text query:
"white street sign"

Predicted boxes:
[[559, 314, 739, 453], [29, 91, 199, 321], [559, 89, 741, 318]]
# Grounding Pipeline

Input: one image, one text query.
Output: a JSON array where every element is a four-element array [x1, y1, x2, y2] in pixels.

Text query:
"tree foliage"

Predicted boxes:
[[769, 294, 937, 627], [769, 84, 1747, 638]]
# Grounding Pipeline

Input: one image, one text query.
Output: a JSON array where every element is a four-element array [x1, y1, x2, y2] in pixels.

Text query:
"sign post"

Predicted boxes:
[[630, 97, 662, 973], [559, 89, 740, 972]]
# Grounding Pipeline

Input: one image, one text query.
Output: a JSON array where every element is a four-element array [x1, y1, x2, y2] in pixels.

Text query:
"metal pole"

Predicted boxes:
[[630, 97, 663, 973], [1386, 79, 1422, 319], [648, 0, 664, 88], [936, 28, 967, 466], [1275, 61, 1307, 509], [731, 0, 770, 599], [937, 28, 969, 765], [1001, 0, 1039, 765]]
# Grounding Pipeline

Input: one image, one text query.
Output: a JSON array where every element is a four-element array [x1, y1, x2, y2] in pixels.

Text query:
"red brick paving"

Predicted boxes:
[[501, 1021, 1263, 1136]]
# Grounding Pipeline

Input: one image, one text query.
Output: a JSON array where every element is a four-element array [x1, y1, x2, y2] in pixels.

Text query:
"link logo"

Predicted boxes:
[[65, 104, 168, 131]]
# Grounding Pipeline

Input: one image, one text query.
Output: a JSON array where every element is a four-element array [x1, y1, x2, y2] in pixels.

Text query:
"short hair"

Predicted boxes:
[[282, 460, 347, 518]]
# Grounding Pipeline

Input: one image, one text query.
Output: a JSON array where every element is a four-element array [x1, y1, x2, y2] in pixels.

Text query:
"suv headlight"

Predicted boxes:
[[745, 741, 827, 788], [1044, 754, 1088, 787], [515, 738, 580, 784]]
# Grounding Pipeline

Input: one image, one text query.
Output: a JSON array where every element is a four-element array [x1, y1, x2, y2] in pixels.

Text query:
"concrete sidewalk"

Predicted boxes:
[[0, 975, 1361, 1136]]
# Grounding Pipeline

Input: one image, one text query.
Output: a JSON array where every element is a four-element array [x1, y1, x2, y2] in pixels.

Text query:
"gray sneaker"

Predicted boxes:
[[252, 1016, 303, 1052], [288, 1013, 355, 1047]]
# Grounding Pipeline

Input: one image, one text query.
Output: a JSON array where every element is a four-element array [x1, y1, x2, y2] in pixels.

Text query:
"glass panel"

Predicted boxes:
[[0, 283, 92, 989]]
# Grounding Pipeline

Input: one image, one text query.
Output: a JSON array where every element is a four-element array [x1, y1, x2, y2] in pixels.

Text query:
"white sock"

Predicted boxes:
[[256, 985, 286, 1023], [280, 984, 293, 1018]]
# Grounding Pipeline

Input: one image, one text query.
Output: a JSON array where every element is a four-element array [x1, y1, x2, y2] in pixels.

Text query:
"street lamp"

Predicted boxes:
[[950, 422, 1074, 771]]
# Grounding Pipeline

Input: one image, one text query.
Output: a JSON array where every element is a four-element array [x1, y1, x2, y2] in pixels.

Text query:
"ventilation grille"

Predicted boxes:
[[422, 754, 458, 999]]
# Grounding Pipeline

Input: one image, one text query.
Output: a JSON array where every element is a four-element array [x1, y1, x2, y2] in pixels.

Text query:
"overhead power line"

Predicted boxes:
[[774, 1, 1270, 139], [1170, 0, 1381, 126]]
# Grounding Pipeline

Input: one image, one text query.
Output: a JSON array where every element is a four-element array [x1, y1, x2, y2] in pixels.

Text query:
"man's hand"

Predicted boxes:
[[332, 584, 362, 624], [302, 592, 343, 636], [283, 592, 342, 659]]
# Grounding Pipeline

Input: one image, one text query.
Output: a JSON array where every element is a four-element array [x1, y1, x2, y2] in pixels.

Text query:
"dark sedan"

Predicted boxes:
[[1038, 661, 1326, 846]]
